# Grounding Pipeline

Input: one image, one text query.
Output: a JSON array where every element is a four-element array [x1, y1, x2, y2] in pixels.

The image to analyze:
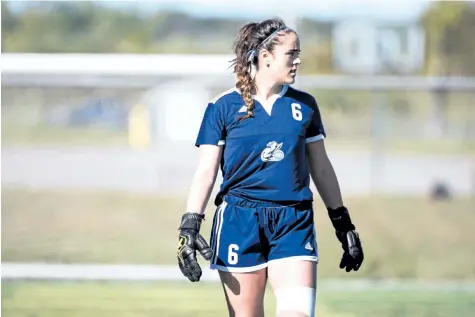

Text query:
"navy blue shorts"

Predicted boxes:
[[209, 195, 318, 272]]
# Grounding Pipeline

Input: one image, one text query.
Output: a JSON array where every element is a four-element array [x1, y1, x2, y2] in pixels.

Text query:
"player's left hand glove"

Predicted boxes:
[[328, 206, 364, 272], [177, 212, 213, 282]]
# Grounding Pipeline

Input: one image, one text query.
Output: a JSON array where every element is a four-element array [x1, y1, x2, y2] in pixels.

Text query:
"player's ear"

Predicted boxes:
[[260, 50, 271, 63], [259, 49, 268, 59]]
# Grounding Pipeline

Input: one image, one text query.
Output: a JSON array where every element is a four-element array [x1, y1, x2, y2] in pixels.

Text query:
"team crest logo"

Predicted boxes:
[[261, 141, 284, 162]]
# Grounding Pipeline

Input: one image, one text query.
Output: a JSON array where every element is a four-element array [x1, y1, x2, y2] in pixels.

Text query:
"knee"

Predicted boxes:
[[274, 286, 316, 317]]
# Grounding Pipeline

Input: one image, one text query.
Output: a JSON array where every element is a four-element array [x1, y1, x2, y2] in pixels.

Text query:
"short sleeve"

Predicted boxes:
[[195, 100, 227, 147], [305, 99, 326, 144]]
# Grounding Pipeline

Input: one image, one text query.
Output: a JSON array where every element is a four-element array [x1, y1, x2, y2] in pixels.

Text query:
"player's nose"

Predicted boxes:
[[293, 57, 301, 65]]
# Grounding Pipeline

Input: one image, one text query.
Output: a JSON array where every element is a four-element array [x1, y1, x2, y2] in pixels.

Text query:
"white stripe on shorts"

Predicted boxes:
[[210, 206, 220, 264], [212, 201, 226, 265]]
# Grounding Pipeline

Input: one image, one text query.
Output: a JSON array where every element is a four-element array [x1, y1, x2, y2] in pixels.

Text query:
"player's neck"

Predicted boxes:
[[254, 74, 283, 100]]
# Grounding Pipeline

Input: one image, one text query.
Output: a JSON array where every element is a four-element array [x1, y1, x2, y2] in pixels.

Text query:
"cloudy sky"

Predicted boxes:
[[9, 0, 432, 22]]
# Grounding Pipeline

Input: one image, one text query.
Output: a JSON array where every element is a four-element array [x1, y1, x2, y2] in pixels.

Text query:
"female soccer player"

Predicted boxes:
[[177, 18, 364, 317]]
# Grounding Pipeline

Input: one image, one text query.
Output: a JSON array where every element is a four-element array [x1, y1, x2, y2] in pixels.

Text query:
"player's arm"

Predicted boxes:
[[177, 99, 227, 282], [306, 139, 364, 272], [185, 144, 223, 215], [306, 140, 343, 209], [303, 99, 342, 209], [305, 99, 364, 272], [187, 99, 227, 215], [178, 145, 221, 283]]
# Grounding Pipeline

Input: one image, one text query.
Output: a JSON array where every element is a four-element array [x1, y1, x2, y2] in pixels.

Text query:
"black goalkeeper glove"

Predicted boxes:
[[328, 206, 364, 272], [177, 212, 213, 282]]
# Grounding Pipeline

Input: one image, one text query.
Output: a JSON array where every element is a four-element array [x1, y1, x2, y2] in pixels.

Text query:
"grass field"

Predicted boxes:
[[2, 123, 474, 155], [2, 187, 475, 279], [2, 281, 475, 317], [1, 124, 130, 147]]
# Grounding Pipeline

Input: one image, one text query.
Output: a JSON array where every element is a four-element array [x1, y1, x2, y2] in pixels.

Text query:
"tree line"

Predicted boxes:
[[2, 1, 474, 75]]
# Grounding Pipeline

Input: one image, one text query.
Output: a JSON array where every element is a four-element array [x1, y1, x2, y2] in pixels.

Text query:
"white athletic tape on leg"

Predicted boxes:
[[274, 286, 316, 317]]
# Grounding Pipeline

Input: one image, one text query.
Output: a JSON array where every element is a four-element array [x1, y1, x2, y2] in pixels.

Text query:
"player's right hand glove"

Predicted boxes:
[[177, 212, 213, 282], [328, 206, 364, 272]]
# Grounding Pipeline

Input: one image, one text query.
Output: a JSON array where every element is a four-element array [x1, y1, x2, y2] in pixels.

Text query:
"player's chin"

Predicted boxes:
[[285, 74, 297, 84]]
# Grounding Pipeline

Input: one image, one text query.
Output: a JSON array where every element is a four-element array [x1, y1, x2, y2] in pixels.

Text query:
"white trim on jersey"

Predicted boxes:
[[254, 84, 289, 116], [217, 140, 225, 145], [210, 88, 238, 104], [238, 105, 248, 113], [305, 134, 325, 144]]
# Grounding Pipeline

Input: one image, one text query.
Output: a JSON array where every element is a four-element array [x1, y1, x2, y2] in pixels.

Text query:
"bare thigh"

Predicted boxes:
[[219, 268, 268, 317], [267, 260, 317, 317]]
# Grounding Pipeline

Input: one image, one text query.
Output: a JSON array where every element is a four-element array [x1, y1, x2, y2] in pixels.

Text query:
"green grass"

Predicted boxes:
[[1, 124, 129, 147], [2, 124, 474, 155], [323, 289, 475, 317], [2, 187, 475, 279], [2, 281, 474, 317]]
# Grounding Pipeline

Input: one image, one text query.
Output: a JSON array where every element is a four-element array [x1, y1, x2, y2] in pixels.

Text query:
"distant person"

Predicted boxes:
[[176, 17, 364, 317]]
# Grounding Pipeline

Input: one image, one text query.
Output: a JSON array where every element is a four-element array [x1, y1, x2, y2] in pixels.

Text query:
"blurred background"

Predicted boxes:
[[1, 0, 475, 316]]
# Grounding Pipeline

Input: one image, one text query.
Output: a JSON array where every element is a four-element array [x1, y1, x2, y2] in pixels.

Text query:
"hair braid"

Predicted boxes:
[[236, 68, 255, 121], [230, 22, 257, 121]]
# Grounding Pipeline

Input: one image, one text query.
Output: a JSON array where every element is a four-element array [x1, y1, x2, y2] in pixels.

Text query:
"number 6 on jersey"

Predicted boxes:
[[291, 103, 302, 121], [228, 244, 239, 264]]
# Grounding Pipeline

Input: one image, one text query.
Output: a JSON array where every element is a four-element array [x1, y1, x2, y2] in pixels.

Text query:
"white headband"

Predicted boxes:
[[247, 26, 292, 64]]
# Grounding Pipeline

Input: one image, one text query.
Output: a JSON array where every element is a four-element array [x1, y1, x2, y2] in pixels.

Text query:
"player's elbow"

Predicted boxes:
[[308, 154, 333, 184], [309, 163, 327, 184], [194, 163, 219, 186]]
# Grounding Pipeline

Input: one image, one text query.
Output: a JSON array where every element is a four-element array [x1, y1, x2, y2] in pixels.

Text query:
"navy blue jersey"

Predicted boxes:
[[195, 85, 326, 206]]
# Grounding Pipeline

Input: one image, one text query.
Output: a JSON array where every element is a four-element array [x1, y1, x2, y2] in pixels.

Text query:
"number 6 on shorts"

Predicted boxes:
[[228, 244, 239, 265]]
